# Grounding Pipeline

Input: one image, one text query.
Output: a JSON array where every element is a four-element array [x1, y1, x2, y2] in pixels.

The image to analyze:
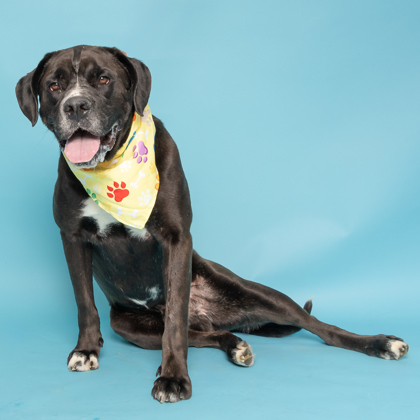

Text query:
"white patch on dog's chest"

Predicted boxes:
[[81, 198, 118, 234], [80, 197, 150, 239], [129, 286, 161, 309]]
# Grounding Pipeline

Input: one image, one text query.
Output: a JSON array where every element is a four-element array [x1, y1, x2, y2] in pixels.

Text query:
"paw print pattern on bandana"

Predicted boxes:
[[107, 181, 130, 202], [138, 189, 153, 206], [133, 140, 148, 164], [141, 108, 152, 127], [120, 160, 132, 173], [155, 173, 160, 190], [86, 189, 99, 205], [149, 161, 157, 174]]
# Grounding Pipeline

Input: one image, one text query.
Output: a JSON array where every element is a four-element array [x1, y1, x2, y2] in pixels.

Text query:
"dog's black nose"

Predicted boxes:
[[63, 96, 92, 121]]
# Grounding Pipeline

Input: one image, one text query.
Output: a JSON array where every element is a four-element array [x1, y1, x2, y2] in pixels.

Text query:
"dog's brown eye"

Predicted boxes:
[[99, 76, 110, 85], [49, 82, 60, 92]]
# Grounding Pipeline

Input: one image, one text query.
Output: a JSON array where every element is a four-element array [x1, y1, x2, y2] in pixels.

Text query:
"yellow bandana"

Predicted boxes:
[[63, 105, 159, 229]]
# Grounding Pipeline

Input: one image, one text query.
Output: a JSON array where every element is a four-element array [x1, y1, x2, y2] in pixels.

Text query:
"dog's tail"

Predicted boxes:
[[249, 298, 313, 338], [303, 297, 313, 315]]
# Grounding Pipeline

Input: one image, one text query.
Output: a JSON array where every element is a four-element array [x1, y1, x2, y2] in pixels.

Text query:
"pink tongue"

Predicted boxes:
[[64, 131, 101, 163]]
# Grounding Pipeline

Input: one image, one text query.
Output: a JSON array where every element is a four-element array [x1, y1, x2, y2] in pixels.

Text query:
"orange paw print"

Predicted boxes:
[[107, 181, 129, 202], [149, 161, 157, 174], [155, 174, 160, 190]]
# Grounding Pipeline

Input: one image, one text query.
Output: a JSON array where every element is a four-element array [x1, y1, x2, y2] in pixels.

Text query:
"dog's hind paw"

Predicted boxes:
[[68, 351, 99, 372], [368, 335, 409, 360], [381, 337, 409, 360], [230, 341, 254, 367]]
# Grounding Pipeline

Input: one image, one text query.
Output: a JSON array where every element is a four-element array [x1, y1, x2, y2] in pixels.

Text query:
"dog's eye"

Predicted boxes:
[[49, 82, 60, 92], [99, 76, 110, 85]]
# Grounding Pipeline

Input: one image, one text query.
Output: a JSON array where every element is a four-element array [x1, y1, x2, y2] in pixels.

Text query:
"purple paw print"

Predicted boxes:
[[133, 141, 148, 164]]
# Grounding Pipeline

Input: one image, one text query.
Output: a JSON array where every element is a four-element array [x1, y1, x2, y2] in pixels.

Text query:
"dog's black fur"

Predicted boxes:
[[16, 45, 408, 403]]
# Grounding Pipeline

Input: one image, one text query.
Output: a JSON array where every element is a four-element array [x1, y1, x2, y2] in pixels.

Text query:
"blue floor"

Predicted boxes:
[[1, 277, 418, 420]]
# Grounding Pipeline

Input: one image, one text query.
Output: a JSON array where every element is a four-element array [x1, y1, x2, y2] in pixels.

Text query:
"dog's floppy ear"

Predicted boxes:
[[104, 47, 152, 116], [16, 52, 55, 126]]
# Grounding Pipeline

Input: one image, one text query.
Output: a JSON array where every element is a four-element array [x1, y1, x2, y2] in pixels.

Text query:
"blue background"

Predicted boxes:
[[1, 0, 419, 418]]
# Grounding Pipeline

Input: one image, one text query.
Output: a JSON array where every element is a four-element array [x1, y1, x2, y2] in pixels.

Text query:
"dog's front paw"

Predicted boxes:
[[230, 340, 255, 367], [151, 375, 192, 403], [67, 350, 99, 372]]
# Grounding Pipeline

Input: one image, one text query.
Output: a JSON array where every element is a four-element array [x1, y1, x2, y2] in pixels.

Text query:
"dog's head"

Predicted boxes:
[[16, 45, 151, 168]]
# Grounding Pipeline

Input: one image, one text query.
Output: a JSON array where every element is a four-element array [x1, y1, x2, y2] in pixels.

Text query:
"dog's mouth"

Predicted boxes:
[[62, 123, 118, 168]]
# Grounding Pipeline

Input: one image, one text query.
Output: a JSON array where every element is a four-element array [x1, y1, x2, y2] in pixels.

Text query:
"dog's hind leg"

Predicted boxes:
[[243, 299, 313, 337], [188, 316, 254, 366], [293, 314, 409, 360], [189, 330, 255, 367], [110, 306, 255, 367], [193, 253, 409, 360]]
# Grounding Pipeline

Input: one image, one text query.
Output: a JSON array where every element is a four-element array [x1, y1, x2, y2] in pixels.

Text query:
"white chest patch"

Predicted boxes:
[[127, 225, 151, 240], [81, 198, 118, 234], [81, 198, 150, 239], [129, 286, 161, 308]]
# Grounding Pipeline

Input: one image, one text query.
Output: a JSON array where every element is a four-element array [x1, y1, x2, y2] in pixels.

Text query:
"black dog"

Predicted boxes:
[[16, 46, 408, 403]]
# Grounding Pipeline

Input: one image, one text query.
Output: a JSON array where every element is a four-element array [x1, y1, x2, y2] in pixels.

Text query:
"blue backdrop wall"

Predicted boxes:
[[1, 1, 419, 419]]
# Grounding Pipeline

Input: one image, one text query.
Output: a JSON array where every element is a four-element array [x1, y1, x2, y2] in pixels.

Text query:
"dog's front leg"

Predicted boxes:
[[61, 232, 103, 372], [151, 233, 193, 403]]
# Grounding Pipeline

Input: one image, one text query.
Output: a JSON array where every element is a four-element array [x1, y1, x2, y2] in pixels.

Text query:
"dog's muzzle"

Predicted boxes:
[[62, 123, 119, 168]]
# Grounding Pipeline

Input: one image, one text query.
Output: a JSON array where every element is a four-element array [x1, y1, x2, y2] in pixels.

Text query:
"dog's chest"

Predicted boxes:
[[80, 198, 149, 240], [79, 197, 164, 309]]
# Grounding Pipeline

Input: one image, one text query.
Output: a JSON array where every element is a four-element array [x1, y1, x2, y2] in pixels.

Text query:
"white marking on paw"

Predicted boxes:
[[168, 393, 178, 403], [231, 341, 254, 367], [155, 391, 166, 404], [386, 339, 409, 360], [68, 352, 99, 372]]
